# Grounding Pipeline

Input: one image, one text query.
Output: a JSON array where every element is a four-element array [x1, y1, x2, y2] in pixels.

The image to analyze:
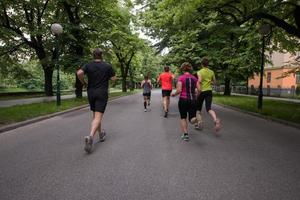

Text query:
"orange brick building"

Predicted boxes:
[[248, 51, 300, 96]]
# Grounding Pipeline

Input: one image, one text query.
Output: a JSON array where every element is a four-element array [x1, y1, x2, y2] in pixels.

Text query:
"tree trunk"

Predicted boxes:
[[43, 67, 54, 96], [121, 77, 127, 92], [129, 67, 134, 91], [224, 77, 231, 96], [75, 72, 83, 98]]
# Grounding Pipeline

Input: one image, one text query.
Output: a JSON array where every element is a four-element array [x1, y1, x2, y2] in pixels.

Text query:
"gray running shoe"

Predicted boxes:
[[99, 130, 106, 142], [84, 136, 93, 153]]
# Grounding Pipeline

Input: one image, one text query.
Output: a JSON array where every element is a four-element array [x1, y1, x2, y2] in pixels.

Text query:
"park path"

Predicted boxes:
[[0, 90, 299, 200]]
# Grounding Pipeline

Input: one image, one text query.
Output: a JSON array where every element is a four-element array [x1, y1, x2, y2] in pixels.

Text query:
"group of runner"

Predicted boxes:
[[142, 59, 221, 141], [77, 48, 221, 153]]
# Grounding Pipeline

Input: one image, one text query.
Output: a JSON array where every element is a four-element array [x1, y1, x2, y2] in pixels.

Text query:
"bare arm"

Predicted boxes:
[[141, 80, 145, 88], [110, 76, 117, 81], [171, 81, 182, 97], [76, 69, 87, 87], [149, 80, 153, 89], [212, 75, 216, 85]]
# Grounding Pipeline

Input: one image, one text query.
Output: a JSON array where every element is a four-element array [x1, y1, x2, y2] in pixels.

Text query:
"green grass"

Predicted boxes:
[[0, 87, 34, 93], [214, 95, 300, 124], [0, 91, 137, 127]]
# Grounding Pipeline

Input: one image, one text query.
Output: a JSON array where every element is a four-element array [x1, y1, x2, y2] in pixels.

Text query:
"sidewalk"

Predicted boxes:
[[0, 92, 88, 108], [232, 93, 300, 103]]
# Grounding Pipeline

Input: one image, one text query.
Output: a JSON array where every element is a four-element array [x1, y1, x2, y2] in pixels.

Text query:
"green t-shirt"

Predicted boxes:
[[197, 67, 215, 92]]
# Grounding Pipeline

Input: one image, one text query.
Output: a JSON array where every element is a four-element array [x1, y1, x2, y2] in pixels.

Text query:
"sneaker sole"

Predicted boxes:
[[84, 137, 92, 153]]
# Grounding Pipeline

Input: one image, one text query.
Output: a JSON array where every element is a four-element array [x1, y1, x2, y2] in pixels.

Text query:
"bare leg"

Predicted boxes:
[[143, 96, 147, 109], [208, 110, 221, 132], [180, 119, 188, 133], [163, 97, 168, 112], [90, 112, 103, 137], [208, 110, 217, 121], [166, 96, 170, 111]]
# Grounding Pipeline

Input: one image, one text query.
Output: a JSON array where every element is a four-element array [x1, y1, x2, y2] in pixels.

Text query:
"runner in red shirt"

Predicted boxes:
[[157, 66, 174, 118]]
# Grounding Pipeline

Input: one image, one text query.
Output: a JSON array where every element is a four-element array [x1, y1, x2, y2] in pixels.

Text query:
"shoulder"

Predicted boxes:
[[178, 75, 184, 81]]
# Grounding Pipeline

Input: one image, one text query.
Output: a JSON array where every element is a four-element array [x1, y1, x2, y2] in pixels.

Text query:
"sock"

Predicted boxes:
[[144, 102, 147, 109]]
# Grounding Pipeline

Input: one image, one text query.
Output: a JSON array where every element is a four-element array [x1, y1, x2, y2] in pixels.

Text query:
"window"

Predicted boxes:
[[267, 72, 271, 83], [296, 73, 300, 84]]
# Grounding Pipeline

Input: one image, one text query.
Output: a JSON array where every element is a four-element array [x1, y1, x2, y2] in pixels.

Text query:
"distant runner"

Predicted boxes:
[[141, 75, 152, 112], [77, 48, 116, 153], [196, 58, 221, 134], [157, 66, 174, 117], [171, 62, 201, 141]]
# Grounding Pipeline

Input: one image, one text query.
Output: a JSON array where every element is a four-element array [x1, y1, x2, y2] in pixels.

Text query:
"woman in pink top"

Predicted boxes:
[[171, 62, 201, 141]]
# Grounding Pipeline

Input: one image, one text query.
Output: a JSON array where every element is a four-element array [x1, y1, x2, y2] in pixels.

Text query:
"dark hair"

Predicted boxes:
[[180, 62, 192, 72], [93, 48, 103, 59], [144, 75, 149, 80], [164, 66, 170, 72], [201, 58, 209, 66]]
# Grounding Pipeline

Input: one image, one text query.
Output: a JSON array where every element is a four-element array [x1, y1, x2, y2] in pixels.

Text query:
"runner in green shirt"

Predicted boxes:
[[196, 58, 221, 134]]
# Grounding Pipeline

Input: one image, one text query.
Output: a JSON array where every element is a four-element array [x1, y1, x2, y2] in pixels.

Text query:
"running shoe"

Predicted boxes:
[[195, 111, 203, 130], [99, 130, 106, 142], [84, 136, 93, 153], [144, 109, 147, 112], [164, 111, 168, 118], [181, 134, 189, 141], [195, 121, 203, 130]]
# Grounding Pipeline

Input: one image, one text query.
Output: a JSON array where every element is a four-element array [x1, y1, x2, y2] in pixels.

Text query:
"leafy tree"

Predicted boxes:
[[0, 0, 58, 96]]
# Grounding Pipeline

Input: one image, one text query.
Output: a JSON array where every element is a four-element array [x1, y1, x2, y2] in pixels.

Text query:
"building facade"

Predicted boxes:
[[248, 51, 300, 97]]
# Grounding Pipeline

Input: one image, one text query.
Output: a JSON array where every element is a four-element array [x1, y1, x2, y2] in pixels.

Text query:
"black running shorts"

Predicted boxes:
[[197, 90, 213, 112], [162, 89, 172, 97], [87, 89, 108, 113], [143, 92, 151, 97], [178, 98, 197, 121]]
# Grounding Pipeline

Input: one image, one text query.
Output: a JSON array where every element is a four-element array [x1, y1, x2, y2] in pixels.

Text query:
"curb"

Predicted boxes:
[[215, 103, 300, 130], [0, 94, 133, 134]]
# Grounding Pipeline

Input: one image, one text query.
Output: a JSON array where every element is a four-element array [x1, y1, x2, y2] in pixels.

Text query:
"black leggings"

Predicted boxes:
[[197, 90, 213, 112], [178, 99, 197, 121]]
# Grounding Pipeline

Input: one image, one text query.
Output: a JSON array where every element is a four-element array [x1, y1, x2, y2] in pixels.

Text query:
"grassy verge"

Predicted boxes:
[[214, 94, 300, 124], [0, 91, 137, 127]]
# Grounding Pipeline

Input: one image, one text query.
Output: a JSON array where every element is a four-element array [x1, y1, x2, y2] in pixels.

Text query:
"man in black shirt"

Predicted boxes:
[[77, 48, 116, 153]]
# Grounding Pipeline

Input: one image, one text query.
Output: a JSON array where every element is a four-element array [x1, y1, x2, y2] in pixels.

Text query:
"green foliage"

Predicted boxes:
[[138, 0, 300, 88]]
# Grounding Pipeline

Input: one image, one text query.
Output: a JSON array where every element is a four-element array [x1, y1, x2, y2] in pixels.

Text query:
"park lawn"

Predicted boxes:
[[0, 91, 136, 127], [213, 95, 300, 124], [0, 90, 75, 100]]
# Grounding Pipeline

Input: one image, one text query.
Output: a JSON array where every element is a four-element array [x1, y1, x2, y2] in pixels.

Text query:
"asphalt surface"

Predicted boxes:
[[0, 90, 300, 200]]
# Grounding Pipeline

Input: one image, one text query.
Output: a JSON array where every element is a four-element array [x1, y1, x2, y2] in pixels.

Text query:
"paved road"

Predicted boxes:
[[0, 90, 299, 200]]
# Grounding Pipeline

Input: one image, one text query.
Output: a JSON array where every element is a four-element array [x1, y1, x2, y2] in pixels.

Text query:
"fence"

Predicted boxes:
[[215, 86, 300, 98]]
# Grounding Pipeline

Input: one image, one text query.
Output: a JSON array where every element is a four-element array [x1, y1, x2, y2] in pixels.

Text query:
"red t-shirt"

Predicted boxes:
[[159, 72, 173, 90]]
